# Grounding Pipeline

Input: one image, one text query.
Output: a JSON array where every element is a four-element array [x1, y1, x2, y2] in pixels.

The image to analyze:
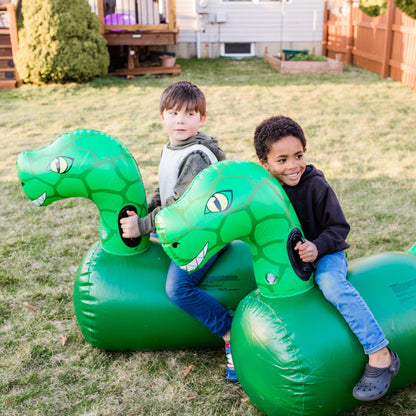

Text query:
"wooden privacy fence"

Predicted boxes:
[[322, 0, 416, 90]]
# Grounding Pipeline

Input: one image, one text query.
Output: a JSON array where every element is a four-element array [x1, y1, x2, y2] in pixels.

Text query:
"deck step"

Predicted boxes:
[[0, 7, 19, 88], [0, 58, 14, 69], [0, 79, 16, 89]]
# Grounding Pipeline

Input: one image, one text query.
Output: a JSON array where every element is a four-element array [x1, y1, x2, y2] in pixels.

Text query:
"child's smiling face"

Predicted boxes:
[[260, 135, 306, 186]]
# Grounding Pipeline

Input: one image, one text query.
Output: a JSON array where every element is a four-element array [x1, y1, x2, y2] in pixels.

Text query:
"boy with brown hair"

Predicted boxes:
[[120, 81, 238, 382]]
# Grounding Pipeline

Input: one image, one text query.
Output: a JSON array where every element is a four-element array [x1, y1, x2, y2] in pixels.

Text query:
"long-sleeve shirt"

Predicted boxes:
[[282, 164, 350, 259]]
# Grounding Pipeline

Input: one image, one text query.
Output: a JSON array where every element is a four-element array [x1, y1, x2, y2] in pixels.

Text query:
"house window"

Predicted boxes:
[[221, 43, 254, 57]]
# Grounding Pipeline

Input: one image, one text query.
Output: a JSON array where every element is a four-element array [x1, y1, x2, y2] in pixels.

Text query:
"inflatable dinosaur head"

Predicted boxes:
[[156, 159, 314, 298], [16, 129, 149, 255]]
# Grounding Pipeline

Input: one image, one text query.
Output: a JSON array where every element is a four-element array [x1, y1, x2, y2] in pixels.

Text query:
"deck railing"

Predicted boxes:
[[88, 0, 176, 33]]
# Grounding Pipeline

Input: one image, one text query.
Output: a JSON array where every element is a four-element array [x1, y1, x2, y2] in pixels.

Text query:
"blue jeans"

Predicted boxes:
[[165, 252, 232, 338], [314, 251, 389, 355]]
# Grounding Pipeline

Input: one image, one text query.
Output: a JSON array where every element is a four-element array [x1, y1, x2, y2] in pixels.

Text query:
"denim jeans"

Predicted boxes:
[[314, 251, 389, 355], [165, 251, 232, 338]]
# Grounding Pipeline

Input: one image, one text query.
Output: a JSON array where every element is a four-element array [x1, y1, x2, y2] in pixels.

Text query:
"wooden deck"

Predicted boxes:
[[0, 0, 181, 87], [105, 30, 177, 46], [93, 0, 181, 75]]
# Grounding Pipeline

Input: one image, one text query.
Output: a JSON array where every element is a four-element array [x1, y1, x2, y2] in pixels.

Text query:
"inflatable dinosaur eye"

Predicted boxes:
[[205, 190, 233, 214], [49, 156, 74, 174]]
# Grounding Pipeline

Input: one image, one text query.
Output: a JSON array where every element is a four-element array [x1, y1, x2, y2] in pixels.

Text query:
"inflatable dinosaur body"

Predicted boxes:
[[156, 159, 416, 416]]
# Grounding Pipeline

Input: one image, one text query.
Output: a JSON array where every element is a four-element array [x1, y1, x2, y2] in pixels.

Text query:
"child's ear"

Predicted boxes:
[[199, 113, 207, 124], [159, 112, 166, 125], [259, 158, 269, 171]]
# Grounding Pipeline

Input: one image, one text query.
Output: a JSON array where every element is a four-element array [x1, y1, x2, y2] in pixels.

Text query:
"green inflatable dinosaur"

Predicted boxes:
[[16, 129, 256, 350], [156, 159, 416, 416], [17, 129, 416, 415]]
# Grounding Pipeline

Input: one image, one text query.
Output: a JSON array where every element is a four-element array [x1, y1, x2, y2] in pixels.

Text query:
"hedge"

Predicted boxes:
[[16, 0, 109, 84]]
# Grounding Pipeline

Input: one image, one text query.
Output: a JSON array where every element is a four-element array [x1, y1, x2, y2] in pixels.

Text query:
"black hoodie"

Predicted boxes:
[[283, 165, 350, 260]]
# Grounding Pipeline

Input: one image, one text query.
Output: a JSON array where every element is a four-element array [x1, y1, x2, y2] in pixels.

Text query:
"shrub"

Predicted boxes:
[[291, 54, 327, 61], [360, 0, 416, 18], [16, 0, 109, 84], [395, 0, 416, 19], [360, 0, 387, 16]]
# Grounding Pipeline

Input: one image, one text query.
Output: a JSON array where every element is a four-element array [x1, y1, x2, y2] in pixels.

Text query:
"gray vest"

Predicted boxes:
[[158, 143, 218, 205]]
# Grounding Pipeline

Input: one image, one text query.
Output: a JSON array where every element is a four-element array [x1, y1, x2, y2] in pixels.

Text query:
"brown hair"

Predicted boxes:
[[159, 81, 206, 115]]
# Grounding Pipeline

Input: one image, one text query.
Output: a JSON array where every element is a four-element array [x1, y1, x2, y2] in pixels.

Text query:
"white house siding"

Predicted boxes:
[[171, 0, 325, 58], [176, 0, 198, 41]]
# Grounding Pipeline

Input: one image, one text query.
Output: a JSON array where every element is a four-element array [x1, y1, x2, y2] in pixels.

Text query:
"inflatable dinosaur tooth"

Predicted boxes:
[[16, 129, 256, 350], [155, 158, 416, 416]]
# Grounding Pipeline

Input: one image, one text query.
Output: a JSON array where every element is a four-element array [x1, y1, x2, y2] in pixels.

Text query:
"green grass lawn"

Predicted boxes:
[[1, 58, 416, 415]]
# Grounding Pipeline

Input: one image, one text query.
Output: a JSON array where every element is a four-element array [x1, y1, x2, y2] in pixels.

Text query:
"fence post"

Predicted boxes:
[[322, 0, 328, 57], [381, 0, 394, 78], [346, 0, 353, 65]]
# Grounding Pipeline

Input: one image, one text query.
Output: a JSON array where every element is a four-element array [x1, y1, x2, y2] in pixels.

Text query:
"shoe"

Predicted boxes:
[[225, 343, 239, 383], [353, 348, 400, 401]]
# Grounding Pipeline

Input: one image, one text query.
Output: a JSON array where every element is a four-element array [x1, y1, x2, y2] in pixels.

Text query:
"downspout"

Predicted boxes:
[[196, 13, 201, 58]]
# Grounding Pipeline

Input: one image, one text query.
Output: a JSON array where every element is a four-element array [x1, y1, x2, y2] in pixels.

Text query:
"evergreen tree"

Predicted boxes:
[[16, 0, 109, 84]]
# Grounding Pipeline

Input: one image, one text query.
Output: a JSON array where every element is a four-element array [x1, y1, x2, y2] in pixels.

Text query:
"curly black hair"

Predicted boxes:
[[254, 115, 307, 161]]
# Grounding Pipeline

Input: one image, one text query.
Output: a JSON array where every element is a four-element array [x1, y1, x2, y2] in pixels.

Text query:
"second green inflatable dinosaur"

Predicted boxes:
[[156, 158, 416, 416]]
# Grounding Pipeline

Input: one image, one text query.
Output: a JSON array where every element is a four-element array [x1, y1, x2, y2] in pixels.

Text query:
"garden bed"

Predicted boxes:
[[264, 53, 343, 74]]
